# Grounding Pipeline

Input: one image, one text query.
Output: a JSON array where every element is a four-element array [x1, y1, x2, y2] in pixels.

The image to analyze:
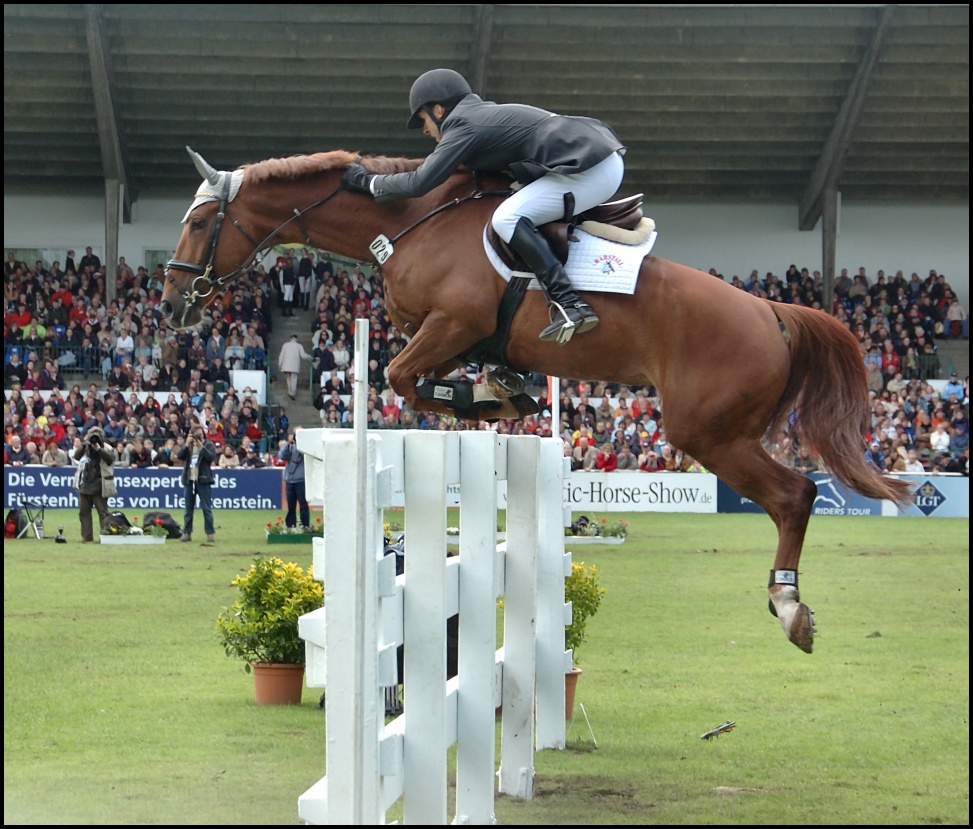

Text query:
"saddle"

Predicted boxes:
[[486, 192, 645, 271]]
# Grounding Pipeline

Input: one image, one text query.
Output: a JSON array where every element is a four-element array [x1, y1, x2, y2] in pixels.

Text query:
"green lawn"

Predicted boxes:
[[4, 509, 968, 825]]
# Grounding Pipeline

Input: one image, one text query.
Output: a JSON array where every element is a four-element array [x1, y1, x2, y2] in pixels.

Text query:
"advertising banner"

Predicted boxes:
[[6, 467, 963, 518], [386, 471, 718, 512], [562, 471, 718, 513], [882, 475, 969, 519], [4, 467, 284, 512], [717, 472, 968, 519]]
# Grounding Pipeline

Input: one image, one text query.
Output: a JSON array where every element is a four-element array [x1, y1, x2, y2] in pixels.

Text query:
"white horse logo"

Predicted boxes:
[[813, 477, 846, 509]]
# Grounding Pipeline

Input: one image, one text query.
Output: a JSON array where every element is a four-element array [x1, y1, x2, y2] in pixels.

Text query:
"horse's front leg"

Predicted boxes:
[[386, 311, 487, 419]]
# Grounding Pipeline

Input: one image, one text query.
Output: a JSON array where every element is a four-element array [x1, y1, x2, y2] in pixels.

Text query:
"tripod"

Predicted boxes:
[[17, 499, 45, 539]]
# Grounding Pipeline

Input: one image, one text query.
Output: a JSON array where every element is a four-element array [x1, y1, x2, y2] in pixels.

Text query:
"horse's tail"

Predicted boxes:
[[768, 302, 913, 508]]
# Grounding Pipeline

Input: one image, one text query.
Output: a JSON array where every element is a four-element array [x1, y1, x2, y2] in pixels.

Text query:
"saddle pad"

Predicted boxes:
[[483, 226, 658, 295]]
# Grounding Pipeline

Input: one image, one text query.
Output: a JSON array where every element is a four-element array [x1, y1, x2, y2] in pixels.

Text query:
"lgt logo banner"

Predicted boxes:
[[912, 480, 946, 516]]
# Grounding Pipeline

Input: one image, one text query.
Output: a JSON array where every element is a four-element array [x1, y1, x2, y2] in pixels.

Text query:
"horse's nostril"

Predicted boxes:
[[160, 301, 172, 317]]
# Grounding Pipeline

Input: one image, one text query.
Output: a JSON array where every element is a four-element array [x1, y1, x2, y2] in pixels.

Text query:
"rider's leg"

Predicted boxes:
[[508, 217, 599, 343], [492, 152, 624, 344]]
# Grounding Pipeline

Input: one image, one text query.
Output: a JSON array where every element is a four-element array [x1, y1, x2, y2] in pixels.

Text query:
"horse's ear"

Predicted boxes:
[[186, 146, 221, 186]]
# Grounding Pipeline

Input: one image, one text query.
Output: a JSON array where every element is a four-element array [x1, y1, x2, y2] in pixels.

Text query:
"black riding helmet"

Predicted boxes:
[[406, 68, 472, 129]]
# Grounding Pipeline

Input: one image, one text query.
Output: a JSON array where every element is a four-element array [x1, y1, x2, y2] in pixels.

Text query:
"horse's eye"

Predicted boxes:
[[190, 218, 207, 232]]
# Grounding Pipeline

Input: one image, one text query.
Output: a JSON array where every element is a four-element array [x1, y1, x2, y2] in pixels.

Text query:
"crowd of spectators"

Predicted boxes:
[[5, 246, 970, 479], [4, 246, 289, 469], [306, 259, 969, 478]]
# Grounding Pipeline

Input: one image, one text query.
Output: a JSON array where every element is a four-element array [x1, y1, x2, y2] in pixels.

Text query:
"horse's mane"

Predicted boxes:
[[243, 151, 424, 183]]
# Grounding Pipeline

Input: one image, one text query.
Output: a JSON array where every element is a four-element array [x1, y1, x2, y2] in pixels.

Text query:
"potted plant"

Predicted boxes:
[[136, 515, 171, 538], [563, 560, 606, 719], [565, 515, 630, 545], [215, 556, 323, 704], [99, 514, 167, 545], [265, 515, 323, 544]]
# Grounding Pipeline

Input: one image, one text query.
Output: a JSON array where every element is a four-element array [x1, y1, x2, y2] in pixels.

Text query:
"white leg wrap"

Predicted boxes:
[[769, 585, 802, 637]]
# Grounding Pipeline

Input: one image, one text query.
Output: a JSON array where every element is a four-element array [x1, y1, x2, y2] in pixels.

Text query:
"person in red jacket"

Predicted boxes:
[[245, 418, 264, 446], [595, 442, 618, 472], [4, 302, 32, 329], [205, 420, 225, 448], [68, 296, 89, 325]]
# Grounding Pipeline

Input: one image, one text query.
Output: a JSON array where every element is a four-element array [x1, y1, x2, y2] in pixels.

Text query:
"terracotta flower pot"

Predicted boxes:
[[565, 667, 583, 720], [251, 662, 305, 705]]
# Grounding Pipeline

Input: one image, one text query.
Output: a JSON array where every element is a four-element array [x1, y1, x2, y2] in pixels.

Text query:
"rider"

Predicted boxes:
[[341, 67, 626, 345]]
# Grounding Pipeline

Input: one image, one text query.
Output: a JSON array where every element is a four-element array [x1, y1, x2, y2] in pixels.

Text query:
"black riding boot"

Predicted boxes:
[[508, 217, 599, 344]]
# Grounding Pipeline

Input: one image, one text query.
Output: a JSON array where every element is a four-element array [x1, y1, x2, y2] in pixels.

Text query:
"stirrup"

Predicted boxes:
[[539, 302, 599, 344]]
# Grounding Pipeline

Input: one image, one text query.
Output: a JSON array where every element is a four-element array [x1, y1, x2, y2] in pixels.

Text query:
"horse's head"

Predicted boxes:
[[162, 146, 376, 329], [161, 147, 251, 329]]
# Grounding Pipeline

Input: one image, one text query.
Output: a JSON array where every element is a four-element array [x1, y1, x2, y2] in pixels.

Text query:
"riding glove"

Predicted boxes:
[[341, 163, 374, 195]]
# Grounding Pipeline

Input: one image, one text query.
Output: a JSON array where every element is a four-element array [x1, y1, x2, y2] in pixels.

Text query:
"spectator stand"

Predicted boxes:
[[5, 247, 968, 476]]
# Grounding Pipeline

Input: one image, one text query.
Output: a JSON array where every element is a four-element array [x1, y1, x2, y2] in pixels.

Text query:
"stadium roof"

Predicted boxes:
[[4, 4, 968, 229]]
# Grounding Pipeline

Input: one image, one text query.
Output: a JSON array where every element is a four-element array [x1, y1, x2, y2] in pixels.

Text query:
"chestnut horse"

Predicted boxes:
[[161, 148, 913, 652]]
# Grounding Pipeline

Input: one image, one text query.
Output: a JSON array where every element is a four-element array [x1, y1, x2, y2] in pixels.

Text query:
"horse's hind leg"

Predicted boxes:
[[699, 438, 818, 653]]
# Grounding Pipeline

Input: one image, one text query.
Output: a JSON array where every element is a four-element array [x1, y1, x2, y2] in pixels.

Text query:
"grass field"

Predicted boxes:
[[3, 508, 969, 825]]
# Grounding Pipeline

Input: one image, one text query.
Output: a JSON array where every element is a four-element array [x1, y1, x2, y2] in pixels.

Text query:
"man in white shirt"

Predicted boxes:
[[929, 422, 951, 457], [903, 449, 925, 474]]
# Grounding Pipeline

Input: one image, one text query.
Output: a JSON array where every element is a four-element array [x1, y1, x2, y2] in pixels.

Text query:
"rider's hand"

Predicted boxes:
[[341, 163, 374, 195]]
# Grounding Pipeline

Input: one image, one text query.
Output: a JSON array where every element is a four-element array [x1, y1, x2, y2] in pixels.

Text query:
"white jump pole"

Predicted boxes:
[[350, 317, 372, 821], [299, 319, 381, 824]]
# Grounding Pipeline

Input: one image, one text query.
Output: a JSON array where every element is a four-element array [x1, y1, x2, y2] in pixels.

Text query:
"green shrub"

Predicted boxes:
[[564, 561, 605, 663], [215, 556, 323, 670]]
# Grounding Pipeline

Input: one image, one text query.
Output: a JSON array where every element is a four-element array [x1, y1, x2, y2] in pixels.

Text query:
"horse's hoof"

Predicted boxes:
[[484, 367, 526, 398], [769, 586, 815, 653], [788, 603, 815, 653]]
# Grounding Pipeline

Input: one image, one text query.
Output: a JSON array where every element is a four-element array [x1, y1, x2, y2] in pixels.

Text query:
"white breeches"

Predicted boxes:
[[491, 151, 625, 243]]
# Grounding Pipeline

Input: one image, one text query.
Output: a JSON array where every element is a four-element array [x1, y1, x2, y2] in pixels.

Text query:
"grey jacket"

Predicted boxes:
[[72, 425, 118, 497], [371, 94, 625, 202], [277, 442, 305, 484]]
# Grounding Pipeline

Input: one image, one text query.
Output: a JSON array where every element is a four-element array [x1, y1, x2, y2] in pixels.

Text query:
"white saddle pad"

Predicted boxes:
[[483, 226, 658, 295]]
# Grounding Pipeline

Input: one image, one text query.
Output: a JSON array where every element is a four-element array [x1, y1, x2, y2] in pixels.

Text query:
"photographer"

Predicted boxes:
[[176, 425, 217, 543], [277, 425, 310, 529], [72, 425, 117, 543]]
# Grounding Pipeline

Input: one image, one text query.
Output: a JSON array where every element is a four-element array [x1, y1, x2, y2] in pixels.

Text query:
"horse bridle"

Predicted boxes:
[[164, 174, 346, 309], [164, 166, 512, 310], [164, 171, 249, 306]]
